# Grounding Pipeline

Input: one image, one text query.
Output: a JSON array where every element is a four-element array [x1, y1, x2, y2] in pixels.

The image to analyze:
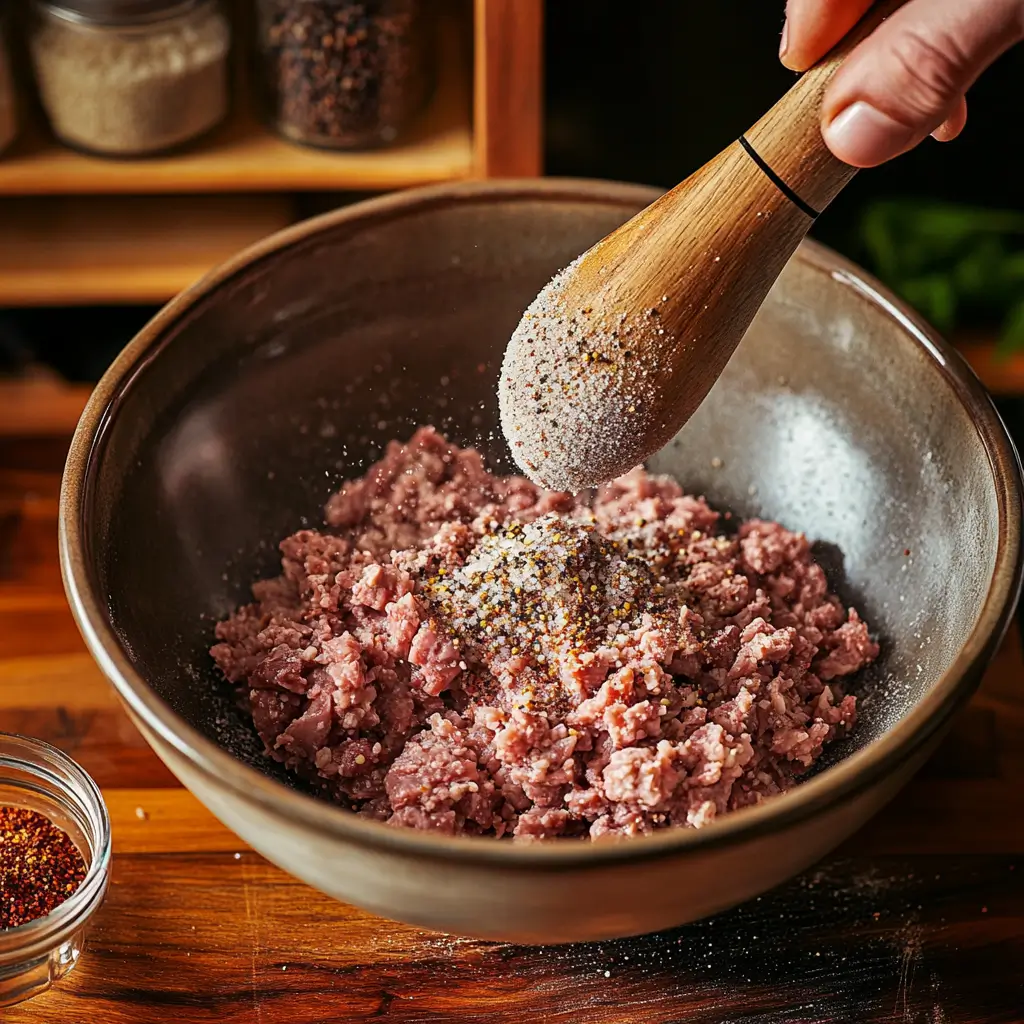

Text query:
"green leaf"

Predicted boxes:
[[856, 199, 1024, 334], [859, 204, 903, 280], [997, 299, 1024, 357], [898, 275, 957, 332], [952, 237, 1012, 304], [1002, 252, 1024, 281]]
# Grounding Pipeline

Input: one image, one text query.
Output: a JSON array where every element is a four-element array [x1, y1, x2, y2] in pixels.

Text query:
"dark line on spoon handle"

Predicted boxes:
[[738, 136, 820, 219]]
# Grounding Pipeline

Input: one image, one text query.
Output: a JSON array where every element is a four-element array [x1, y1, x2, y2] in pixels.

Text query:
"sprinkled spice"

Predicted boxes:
[[422, 513, 683, 710], [0, 807, 87, 930]]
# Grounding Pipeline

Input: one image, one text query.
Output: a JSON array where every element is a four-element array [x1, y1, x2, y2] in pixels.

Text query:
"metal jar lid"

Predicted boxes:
[[35, 0, 211, 26]]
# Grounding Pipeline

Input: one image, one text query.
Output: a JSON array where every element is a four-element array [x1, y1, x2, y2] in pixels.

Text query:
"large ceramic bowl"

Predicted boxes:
[[60, 180, 1022, 943]]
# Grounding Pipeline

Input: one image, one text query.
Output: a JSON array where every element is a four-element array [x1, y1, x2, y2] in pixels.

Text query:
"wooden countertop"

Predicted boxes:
[[2, 426, 1023, 1023]]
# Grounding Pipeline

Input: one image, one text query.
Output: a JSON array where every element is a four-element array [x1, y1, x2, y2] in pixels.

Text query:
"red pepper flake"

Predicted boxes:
[[0, 806, 87, 929]]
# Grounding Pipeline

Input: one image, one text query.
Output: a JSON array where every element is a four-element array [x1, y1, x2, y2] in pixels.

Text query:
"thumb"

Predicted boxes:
[[822, 0, 1024, 167]]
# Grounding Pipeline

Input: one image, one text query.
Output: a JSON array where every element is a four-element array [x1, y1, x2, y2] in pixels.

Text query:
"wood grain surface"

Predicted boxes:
[[0, 196, 296, 308], [2, 417, 1023, 1023], [473, 0, 544, 177]]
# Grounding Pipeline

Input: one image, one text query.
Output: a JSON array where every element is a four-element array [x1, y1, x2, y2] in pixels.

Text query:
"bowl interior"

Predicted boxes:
[[83, 184, 1001, 795]]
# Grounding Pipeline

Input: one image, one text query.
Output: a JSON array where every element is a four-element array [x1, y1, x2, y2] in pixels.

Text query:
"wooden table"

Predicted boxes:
[[3, 430, 1024, 1024]]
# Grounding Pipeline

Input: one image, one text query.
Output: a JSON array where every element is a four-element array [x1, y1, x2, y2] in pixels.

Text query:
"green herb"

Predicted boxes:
[[856, 200, 1024, 355]]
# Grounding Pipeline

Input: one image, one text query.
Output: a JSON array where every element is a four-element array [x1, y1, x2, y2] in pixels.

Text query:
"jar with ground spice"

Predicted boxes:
[[255, 0, 435, 150], [0, 2, 18, 156], [28, 0, 231, 157], [0, 733, 110, 1008]]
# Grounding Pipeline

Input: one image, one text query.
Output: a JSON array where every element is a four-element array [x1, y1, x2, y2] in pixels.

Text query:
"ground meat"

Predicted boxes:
[[211, 427, 878, 840]]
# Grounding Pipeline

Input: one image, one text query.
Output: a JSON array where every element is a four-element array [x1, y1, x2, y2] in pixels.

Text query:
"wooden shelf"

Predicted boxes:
[[0, 2, 539, 309], [0, 17, 471, 196], [0, 376, 92, 437], [0, 195, 295, 306]]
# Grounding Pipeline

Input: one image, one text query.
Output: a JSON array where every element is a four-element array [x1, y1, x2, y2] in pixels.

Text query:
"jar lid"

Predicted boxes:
[[39, 0, 207, 25]]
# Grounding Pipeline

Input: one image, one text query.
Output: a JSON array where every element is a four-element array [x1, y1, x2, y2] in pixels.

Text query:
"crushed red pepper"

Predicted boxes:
[[0, 806, 87, 929]]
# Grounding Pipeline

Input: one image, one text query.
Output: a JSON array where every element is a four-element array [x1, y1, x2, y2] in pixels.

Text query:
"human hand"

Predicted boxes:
[[781, 0, 1024, 167]]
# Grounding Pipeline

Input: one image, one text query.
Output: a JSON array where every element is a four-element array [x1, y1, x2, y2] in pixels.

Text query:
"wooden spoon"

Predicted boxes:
[[499, 0, 905, 493]]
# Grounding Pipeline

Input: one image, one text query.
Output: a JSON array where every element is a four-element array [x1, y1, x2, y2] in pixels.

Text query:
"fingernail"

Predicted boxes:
[[823, 101, 916, 168], [779, 19, 789, 59]]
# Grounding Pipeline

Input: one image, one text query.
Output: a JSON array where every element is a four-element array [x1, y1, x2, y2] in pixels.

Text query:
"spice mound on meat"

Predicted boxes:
[[211, 427, 878, 840]]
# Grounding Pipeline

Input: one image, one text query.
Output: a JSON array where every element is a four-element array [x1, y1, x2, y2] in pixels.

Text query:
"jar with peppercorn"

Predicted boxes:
[[254, 0, 435, 150]]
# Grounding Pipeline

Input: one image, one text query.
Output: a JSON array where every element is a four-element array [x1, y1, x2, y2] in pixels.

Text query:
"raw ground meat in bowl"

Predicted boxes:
[[212, 426, 878, 840]]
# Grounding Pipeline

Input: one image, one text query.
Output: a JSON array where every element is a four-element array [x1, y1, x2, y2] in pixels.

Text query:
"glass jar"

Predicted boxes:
[[0, 1, 17, 156], [0, 734, 111, 1008], [255, 0, 435, 150], [28, 0, 231, 156]]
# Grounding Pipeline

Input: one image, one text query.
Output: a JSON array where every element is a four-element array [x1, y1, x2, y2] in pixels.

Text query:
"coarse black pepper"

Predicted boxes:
[[0, 806, 87, 930], [421, 513, 687, 713], [257, 0, 433, 149]]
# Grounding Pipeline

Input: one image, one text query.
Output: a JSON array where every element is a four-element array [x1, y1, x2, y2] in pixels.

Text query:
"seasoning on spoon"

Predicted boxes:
[[0, 806, 87, 929]]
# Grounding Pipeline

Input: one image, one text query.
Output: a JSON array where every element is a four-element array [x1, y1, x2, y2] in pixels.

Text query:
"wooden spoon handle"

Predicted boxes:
[[744, 0, 908, 215]]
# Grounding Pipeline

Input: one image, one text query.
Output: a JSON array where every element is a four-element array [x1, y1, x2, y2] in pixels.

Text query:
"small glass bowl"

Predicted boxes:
[[0, 733, 111, 1008]]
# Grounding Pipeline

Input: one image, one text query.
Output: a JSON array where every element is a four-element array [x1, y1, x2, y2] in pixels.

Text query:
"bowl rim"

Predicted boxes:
[[59, 177, 1024, 870]]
